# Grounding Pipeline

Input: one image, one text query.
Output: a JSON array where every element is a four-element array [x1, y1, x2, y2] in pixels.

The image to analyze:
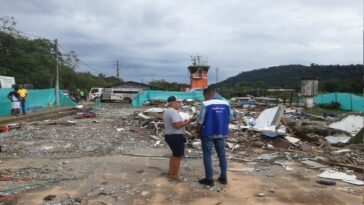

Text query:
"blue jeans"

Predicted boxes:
[[201, 137, 227, 180], [20, 99, 26, 114]]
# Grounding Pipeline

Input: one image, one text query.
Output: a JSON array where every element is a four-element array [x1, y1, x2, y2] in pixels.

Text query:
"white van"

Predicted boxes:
[[88, 87, 104, 101], [101, 88, 140, 103]]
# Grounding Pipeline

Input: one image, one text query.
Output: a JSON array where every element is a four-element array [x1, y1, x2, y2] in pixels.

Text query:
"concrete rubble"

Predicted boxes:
[[131, 102, 364, 182], [318, 170, 364, 185], [0, 101, 362, 204]]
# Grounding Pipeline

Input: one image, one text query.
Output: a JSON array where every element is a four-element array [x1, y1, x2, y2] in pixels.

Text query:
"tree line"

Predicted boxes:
[[212, 64, 363, 98], [0, 16, 122, 95]]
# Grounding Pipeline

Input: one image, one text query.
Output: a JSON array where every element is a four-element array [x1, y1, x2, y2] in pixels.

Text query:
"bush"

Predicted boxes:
[[318, 102, 341, 109]]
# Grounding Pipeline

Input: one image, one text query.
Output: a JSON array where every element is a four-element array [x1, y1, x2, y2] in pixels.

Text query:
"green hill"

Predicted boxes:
[[213, 64, 363, 96]]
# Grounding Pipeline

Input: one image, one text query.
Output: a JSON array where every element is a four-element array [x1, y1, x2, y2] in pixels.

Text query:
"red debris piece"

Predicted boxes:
[[0, 125, 9, 133], [272, 138, 290, 149], [0, 194, 17, 203], [78, 112, 96, 118]]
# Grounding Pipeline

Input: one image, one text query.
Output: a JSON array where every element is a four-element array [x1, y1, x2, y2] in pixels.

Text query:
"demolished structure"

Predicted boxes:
[[133, 98, 364, 187], [0, 92, 363, 204]]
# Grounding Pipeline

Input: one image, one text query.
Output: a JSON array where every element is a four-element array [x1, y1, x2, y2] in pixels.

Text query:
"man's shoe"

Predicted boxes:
[[217, 177, 227, 185], [198, 178, 214, 186]]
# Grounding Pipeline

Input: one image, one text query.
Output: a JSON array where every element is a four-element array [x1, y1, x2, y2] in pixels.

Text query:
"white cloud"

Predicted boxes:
[[0, 0, 362, 83]]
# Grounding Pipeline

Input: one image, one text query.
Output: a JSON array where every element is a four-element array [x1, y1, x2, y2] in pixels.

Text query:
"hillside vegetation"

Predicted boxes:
[[213, 64, 363, 97], [0, 17, 122, 93]]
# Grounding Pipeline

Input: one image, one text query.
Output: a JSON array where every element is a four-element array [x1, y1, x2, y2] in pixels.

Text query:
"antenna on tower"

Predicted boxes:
[[191, 56, 197, 66], [197, 56, 201, 65]]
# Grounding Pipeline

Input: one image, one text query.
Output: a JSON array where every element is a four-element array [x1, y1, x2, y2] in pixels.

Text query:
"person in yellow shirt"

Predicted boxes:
[[17, 85, 28, 115]]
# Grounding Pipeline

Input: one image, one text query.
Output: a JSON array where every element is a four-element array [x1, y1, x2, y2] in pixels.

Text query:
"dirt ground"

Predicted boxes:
[[0, 104, 362, 205]]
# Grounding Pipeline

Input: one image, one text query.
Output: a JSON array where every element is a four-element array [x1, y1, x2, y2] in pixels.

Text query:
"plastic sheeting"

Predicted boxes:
[[132, 90, 204, 107], [328, 115, 363, 136], [254, 106, 285, 130], [314, 92, 364, 112], [319, 169, 364, 186], [132, 90, 227, 107], [0, 88, 76, 116]]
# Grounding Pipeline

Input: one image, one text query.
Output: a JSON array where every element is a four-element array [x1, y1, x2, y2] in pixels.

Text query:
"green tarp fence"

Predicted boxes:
[[0, 88, 76, 116], [314, 92, 364, 112], [132, 90, 227, 107], [132, 90, 205, 107]]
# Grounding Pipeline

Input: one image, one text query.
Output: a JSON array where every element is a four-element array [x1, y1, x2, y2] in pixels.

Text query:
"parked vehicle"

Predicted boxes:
[[61, 90, 69, 97], [101, 88, 140, 103], [88, 87, 104, 101]]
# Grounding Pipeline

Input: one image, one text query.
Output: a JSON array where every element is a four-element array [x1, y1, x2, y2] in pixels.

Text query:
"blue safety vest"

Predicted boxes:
[[201, 99, 230, 137]]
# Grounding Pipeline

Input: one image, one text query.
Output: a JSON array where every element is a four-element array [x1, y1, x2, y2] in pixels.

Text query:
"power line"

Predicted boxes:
[[5, 0, 116, 75], [0, 20, 107, 75], [18, 31, 47, 39], [4, 0, 30, 14], [27, 0, 118, 62], [17, 30, 107, 75], [57, 44, 106, 75], [5, 24, 108, 75], [2, 29, 105, 75]]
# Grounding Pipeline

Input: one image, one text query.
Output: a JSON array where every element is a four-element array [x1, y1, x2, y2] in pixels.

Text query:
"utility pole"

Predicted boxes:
[[55, 39, 60, 106], [116, 60, 120, 78], [216, 67, 219, 83]]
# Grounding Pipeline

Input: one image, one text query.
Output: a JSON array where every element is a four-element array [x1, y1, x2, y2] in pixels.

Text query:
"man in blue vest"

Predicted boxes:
[[196, 87, 232, 186]]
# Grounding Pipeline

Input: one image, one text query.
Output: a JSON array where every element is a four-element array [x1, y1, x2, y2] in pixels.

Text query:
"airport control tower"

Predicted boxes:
[[188, 56, 210, 90]]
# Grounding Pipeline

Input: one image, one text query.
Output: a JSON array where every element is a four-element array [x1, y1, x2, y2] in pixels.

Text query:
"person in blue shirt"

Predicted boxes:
[[196, 87, 233, 186]]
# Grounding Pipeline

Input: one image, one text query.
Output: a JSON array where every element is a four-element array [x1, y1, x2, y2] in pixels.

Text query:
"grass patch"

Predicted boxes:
[[305, 107, 349, 116]]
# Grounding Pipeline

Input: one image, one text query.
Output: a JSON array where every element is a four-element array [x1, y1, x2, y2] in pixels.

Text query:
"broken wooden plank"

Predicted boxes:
[[317, 160, 364, 173]]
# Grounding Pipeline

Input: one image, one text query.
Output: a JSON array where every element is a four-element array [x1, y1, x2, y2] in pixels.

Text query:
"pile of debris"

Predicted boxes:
[[0, 101, 362, 204], [133, 103, 199, 147], [133, 103, 363, 151], [132, 102, 364, 185]]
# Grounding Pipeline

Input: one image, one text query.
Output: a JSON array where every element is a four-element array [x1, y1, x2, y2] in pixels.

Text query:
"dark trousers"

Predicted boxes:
[[201, 137, 227, 180], [20, 99, 26, 114]]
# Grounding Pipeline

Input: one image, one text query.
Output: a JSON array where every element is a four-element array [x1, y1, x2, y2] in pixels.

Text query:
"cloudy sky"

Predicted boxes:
[[1, 0, 363, 84]]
